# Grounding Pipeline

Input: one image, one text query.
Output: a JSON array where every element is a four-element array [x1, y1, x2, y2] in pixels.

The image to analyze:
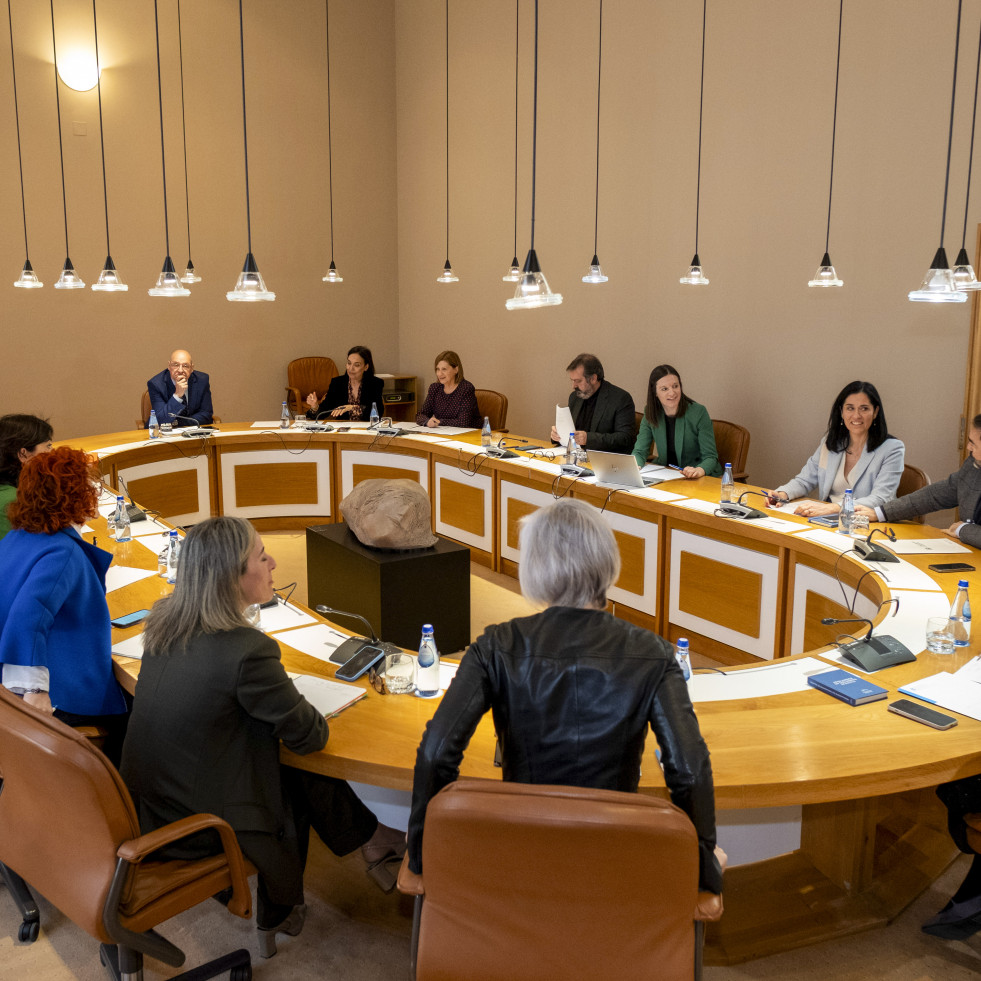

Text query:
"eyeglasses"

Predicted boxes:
[[169, 361, 192, 370], [367, 665, 387, 695]]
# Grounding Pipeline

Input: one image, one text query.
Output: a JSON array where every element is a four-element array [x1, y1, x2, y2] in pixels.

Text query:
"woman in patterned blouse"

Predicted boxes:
[[415, 350, 480, 429]]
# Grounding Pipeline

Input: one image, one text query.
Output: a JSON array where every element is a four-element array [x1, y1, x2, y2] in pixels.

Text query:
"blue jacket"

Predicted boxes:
[[147, 368, 214, 427], [0, 527, 126, 715]]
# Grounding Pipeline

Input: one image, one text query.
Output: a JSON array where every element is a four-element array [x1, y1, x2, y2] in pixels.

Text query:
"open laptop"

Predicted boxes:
[[588, 450, 665, 490]]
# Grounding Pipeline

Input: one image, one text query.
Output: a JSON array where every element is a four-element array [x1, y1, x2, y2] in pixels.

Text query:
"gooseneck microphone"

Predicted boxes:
[[173, 413, 214, 436], [853, 526, 899, 563], [820, 614, 915, 671], [315, 605, 403, 666], [821, 615, 875, 641], [315, 605, 379, 643], [716, 490, 766, 520]]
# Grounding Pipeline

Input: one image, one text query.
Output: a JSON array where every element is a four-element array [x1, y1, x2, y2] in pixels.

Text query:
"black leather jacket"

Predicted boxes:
[[408, 606, 722, 892]]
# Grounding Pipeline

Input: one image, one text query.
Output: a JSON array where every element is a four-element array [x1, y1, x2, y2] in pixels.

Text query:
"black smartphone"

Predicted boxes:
[[888, 698, 958, 730], [110, 609, 150, 628], [334, 644, 385, 681], [927, 562, 976, 573]]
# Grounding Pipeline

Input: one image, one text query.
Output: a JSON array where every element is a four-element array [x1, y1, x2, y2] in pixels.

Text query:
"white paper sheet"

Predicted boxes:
[[862, 560, 943, 592], [885, 538, 972, 555], [256, 601, 317, 632], [111, 633, 145, 659], [791, 527, 858, 553], [270, 622, 353, 661], [688, 656, 831, 703], [104, 566, 158, 593], [555, 405, 575, 441], [672, 498, 722, 515], [898, 670, 981, 722], [287, 673, 366, 717]]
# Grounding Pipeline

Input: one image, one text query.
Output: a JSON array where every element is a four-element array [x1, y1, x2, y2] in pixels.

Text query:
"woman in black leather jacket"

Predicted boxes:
[[408, 498, 723, 894]]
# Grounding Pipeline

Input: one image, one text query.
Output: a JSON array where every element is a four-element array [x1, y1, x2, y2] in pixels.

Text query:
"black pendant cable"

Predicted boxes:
[[909, 0, 966, 302], [506, 0, 562, 308], [322, 0, 342, 283], [581, 0, 607, 283], [90, 0, 127, 291], [807, 0, 844, 287], [952, 12, 981, 290], [148, 0, 188, 295], [177, 0, 200, 284], [437, 0, 458, 282], [227, 0, 275, 300], [8, 0, 41, 287], [49, 0, 83, 289], [502, 0, 520, 281], [680, 0, 709, 285]]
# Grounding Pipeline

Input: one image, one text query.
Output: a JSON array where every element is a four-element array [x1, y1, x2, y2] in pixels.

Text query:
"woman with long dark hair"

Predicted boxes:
[[305, 345, 385, 421], [0, 414, 53, 540]]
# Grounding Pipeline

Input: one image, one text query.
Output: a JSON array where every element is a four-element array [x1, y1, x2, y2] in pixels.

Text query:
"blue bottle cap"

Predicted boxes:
[[959, 579, 969, 588], [677, 638, 689, 650]]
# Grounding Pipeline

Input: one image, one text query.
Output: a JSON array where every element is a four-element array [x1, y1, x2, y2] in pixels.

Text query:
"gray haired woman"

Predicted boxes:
[[406, 498, 723, 896]]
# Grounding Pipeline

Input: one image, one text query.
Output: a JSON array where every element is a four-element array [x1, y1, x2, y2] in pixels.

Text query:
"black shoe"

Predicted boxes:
[[922, 893, 981, 939]]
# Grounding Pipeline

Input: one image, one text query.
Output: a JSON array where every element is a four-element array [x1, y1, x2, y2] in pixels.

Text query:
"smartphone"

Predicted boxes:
[[888, 698, 958, 730], [110, 609, 150, 628], [335, 426, 351, 433], [808, 514, 840, 528], [927, 562, 976, 573], [334, 644, 386, 681]]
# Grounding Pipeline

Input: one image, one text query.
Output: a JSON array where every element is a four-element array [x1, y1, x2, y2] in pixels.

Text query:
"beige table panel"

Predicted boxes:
[[788, 559, 880, 655], [337, 447, 430, 499], [218, 447, 332, 519], [116, 452, 213, 526], [433, 461, 494, 564]]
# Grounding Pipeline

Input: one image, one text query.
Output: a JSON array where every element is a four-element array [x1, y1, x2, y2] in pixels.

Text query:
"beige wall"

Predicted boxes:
[[1, 0, 978, 499]]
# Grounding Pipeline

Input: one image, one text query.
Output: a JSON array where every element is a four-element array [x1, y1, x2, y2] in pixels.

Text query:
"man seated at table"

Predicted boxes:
[[549, 353, 635, 454], [147, 349, 213, 428], [855, 413, 981, 547]]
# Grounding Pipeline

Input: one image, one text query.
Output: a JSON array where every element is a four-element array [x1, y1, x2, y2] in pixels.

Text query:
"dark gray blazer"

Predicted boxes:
[[567, 380, 636, 453]]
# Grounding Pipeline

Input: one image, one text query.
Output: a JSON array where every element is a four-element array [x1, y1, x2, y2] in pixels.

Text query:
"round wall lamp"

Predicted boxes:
[[56, 48, 100, 91]]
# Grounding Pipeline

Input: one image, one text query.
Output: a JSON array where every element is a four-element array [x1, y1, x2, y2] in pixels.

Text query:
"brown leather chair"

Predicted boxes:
[[397, 780, 722, 981], [286, 356, 338, 418], [474, 389, 508, 432], [712, 419, 750, 483], [139, 390, 220, 428], [0, 686, 254, 980], [897, 463, 930, 524]]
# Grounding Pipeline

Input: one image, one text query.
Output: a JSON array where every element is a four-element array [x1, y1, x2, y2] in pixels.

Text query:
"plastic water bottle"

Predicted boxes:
[[481, 416, 492, 447], [369, 402, 380, 428], [165, 529, 181, 584], [280, 401, 291, 429], [950, 579, 972, 647], [838, 488, 854, 535], [148, 409, 160, 439], [157, 541, 169, 578], [566, 432, 577, 464], [675, 637, 692, 682], [720, 463, 734, 504], [113, 496, 131, 543], [416, 624, 440, 697]]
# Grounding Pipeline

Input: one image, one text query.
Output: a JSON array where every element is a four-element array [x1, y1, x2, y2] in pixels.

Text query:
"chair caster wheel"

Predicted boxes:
[[18, 919, 39, 943]]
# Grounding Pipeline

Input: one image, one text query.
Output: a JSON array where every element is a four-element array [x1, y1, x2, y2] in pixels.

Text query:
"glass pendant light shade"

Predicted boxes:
[[908, 247, 967, 302], [180, 259, 201, 284], [149, 255, 190, 297], [506, 249, 563, 309], [436, 259, 459, 283], [13, 260, 42, 289], [227, 251, 275, 301], [582, 253, 608, 284], [679, 253, 709, 285], [953, 246, 981, 290], [502, 256, 521, 282], [91, 255, 128, 292], [54, 257, 84, 289], [808, 251, 843, 287], [322, 259, 343, 283]]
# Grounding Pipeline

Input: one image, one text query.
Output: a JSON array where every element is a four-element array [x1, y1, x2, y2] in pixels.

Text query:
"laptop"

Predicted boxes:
[[588, 451, 665, 490]]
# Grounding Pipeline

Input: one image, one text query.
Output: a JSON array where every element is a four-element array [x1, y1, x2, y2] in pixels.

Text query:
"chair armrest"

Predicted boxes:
[[286, 385, 302, 412], [694, 891, 724, 921], [396, 853, 424, 896]]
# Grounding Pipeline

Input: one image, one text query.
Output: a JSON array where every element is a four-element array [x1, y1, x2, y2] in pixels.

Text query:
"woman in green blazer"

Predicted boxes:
[[631, 365, 721, 478]]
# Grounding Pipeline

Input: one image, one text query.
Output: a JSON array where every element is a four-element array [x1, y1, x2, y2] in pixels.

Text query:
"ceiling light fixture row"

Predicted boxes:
[[581, 0, 607, 284], [502, 0, 521, 282], [321, 0, 342, 284], [436, 0, 458, 283], [679, 0, 709, 286]]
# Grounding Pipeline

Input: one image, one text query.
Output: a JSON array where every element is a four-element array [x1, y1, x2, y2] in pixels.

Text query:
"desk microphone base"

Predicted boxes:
[[838, 635, 916, 672]]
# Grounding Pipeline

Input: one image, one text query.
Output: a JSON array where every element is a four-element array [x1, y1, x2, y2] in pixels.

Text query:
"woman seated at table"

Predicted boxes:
[[0, 413, 53, 540], [120, 516, 406, 958], [767, 381, 904, 517], [407, 498, 723, 896], [0, 447, 129, 763], [631, 364, 721, 479], [415, 350, 480, 429], [305, 345, 385, 421]]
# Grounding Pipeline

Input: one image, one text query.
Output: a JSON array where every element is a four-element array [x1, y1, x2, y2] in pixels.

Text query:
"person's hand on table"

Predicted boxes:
[[24, 691, 54, 715], [680, 466, 705, 479], [946, 521, 966, 539], [426, 416, 440, 428], [763, 490, 788, 508], [854, 504, 877, 520], [330, 405, 352, 418], [794, 501, 839, 517]]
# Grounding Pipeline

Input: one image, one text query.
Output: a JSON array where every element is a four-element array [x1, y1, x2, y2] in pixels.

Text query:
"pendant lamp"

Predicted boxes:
[[581, 0, 608, 284], [436, 0, 458, 283], [507, 0, 562, 310], [680, 0, 709, 286], [320, 0, 342, 283], [175, 0, 200, 284], [7, 0, 40, 288], [909, 0, 967, 303], [954, 14, 981, 290], [227, 0, 274, 301], [502, 0, 520, 282], [808, 0, 844, 288]]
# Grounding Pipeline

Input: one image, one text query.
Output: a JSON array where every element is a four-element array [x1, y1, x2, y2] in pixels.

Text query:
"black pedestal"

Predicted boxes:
[[306, 522, 471, 653]]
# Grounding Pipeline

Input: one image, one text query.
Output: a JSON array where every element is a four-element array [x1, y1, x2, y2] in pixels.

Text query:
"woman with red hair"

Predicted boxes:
[[0, 447, 128, 761]]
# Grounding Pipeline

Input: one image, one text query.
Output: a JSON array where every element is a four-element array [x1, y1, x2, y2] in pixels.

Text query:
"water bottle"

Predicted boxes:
[[113, 496, 131, 543], [280, 401, 291, 429], [369, 402, 380, 428], [165, 529, 181, 584], [675, 637, 692, 682], [157, 541, 169, 578], [566, 432, 577, 464], [148, 409, 160, 439], [416, 624, 440, 697], [481, 416, 492, 447], [720, 463, 734, 504], [838, 488, 854, 535], [950, 579, 972, 647]]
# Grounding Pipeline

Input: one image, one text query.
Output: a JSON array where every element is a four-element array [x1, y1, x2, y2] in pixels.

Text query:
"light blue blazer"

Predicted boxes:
[[776, 437, 905, 509]]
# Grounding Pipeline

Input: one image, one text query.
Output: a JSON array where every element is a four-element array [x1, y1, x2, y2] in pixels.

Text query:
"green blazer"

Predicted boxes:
[[631, 400, 722, 476]]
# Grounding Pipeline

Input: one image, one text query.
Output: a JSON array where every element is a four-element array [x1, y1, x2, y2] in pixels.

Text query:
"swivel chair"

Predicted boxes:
[[897, 463, 930, 523], [711, 419, 751, 483], [286, 356, 338, 418], [474, 389, 508, 432]]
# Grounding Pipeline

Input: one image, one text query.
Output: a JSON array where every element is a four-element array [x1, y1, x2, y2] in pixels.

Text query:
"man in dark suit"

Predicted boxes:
[[147, 349, 214, 427], [550, 353, 635, 454]]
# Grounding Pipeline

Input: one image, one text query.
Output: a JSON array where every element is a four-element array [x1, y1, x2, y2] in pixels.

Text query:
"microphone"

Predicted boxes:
[[116, 475, 147, 523], [485, 444, 519, 459], [853, 526, 899, 564], [716, 490, 766, 520], [173, 413, 213, 436], [820, 615, 915, 672], [314, 604, 404, 666], [315, 604, 379, 643]]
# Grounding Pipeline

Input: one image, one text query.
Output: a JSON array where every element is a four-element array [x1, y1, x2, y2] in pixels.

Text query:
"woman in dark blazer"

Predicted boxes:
[[120, 517, 405, 958], [305, 345, 385, 421]]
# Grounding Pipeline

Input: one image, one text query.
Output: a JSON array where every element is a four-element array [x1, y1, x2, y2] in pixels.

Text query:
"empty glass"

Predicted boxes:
[[926, 616, 955, 654]]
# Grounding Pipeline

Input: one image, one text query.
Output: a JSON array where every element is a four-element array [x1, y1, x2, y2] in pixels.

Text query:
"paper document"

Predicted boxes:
[[673, 498, 721, 515], [861, 560, 943, 592], [885, 538, 972, 555], [104, 566, 158, 593], [287, 673, 366, 717], [640, 465, 678, 481], [270, 623, 353, 661], [898, 667, 981, 722], [555, 405, 575, 442], [688, 656, 831, 703], [111, 633, 145, 659], [256, 601, 317, 632]]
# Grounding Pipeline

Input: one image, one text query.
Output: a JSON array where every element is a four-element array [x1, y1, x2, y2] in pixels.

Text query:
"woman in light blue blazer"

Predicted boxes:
[[769, 381, 904, 517]]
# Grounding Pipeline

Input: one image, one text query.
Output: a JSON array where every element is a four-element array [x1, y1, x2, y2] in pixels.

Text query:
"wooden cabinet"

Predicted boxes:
[[377, 373, 417, 421]]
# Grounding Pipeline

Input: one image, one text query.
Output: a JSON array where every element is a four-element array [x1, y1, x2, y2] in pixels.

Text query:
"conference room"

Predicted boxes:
[[3, 1, 981, 979]]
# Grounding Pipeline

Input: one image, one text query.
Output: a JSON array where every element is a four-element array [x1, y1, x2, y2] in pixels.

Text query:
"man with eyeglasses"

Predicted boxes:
[[147, 349, 214, 428]]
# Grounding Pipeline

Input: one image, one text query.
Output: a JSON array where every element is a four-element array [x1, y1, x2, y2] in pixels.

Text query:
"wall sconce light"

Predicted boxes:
[[56, 47, 100, 91]]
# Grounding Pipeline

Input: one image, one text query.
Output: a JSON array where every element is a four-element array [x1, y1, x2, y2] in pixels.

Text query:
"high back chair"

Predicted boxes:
[[474, 389, 508, 432], [397, 780, 722, 981], [0, 686, 254, 981], [286, 356, 338, 417], [897, 463, 930, 523], [712, 419, 751, 482]]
